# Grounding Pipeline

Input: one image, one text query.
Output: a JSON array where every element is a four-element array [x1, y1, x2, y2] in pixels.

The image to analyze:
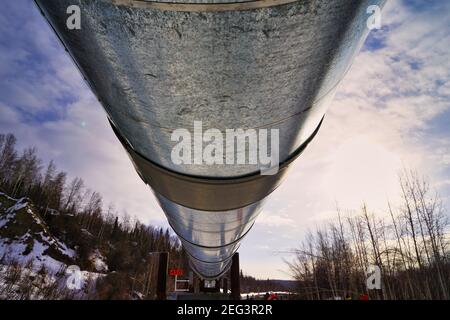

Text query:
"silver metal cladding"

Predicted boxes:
[[35, 0, 386, 279]]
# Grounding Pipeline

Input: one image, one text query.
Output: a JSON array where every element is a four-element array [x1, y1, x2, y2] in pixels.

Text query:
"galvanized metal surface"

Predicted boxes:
[[112, 0, 299, 12], [35, 0, 386, 279], [110, 117, 320, 211], [36, 0, 385, 178]]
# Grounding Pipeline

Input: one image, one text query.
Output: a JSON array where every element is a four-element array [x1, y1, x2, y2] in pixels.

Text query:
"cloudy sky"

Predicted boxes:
[[1, 0, 449, 279]]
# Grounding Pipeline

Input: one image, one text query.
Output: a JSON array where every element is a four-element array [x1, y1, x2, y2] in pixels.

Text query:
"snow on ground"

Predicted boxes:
[[89, 249, 108, 272], [0, 237, 27, 260], [0, 262, 106, 300], [0, 192, 107, 299], [0, 263, 58, 299], [0, 197, 27, 228], [0, 216, 9, 228], [38, 232, 76, 259], [0, 237, 66, 272], [241, 291, 293, 299], [0, 193, 75, 272], [81, 228, 93, 238]]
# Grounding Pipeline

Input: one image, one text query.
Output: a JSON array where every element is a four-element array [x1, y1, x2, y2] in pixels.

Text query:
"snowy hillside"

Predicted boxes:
[[0, 192, 107, 299], [0, 192, 76, 272], [0, 133, 183, 299]]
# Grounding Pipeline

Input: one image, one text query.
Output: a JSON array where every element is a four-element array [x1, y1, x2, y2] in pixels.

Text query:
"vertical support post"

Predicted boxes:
[[230, 252, 240, 300], [214, 279, 221, 292], [193, 273, 200, 294], [223, 278, 228, 295], [189, 271, 194, 293], [156, 252, 168, 300], [174, 274, 178, 292]]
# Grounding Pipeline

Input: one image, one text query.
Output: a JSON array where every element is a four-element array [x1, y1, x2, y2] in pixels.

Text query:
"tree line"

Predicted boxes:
[[287, 170, 450, 300], [240, 271, 299, 294], [0, 133, 188, 299]]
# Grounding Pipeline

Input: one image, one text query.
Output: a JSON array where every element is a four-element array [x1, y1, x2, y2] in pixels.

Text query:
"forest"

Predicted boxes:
[[287, 170, 450, 299], [0, 132, 187, 299]]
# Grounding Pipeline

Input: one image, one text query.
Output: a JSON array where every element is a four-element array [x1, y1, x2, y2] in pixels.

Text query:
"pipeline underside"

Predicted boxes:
[[35, 0, 386, 279]]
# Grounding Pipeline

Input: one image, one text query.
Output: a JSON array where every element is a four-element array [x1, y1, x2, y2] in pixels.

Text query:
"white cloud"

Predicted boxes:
[[257, 211, 296, 228]]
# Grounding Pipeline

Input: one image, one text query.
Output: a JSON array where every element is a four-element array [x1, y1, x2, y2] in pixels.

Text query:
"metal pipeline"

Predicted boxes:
[[35, 0, 386, 279]]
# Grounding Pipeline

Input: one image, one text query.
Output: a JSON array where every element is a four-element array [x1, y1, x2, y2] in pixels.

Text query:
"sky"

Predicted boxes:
[[1, 0, 450, 280]]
